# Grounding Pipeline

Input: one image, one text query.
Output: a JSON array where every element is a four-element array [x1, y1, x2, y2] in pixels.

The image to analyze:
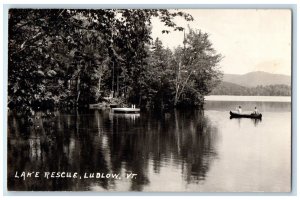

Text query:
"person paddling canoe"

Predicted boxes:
[[237, 106, 242, 113], [253, 107, 259, 114]]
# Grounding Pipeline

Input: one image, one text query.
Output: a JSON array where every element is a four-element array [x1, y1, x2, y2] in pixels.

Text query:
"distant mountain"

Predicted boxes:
[[223, 71, 291, 87]]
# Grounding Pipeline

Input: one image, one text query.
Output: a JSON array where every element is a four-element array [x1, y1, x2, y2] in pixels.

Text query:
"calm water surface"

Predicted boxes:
[[7, 97, 291, 192]]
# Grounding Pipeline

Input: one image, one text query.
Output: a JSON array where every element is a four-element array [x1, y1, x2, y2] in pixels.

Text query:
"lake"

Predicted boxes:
[[7, 96, 291, 192]]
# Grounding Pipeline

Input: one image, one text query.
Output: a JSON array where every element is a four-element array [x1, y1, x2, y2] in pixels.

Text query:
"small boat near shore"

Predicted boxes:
[[112, 108, 140, 114], [89, 103, 119, 109], [230, 111, 262, 119]]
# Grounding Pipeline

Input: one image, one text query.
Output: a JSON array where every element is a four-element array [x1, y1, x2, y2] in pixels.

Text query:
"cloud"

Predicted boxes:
[[151, 9, 291, 75]]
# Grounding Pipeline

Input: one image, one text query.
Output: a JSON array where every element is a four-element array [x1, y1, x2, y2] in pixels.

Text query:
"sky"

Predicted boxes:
[[151, 9, 291, 75]]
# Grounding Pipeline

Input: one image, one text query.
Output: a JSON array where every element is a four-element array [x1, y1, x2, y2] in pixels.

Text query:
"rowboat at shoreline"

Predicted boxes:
[[229, 111, 262, 119], [112, 108, 140, 113]]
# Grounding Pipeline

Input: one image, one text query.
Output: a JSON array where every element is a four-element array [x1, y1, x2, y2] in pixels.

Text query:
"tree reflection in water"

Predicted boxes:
[[7, 109, 218, 191]]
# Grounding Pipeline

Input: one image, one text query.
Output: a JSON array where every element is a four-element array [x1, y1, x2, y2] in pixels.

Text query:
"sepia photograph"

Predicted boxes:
[[6, 8, 292, 192]]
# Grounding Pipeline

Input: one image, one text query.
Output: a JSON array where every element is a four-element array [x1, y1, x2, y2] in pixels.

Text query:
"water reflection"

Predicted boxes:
[[229, 117, 262, 127], [251, 118, 262, 126], [7, 109, 218, 191]]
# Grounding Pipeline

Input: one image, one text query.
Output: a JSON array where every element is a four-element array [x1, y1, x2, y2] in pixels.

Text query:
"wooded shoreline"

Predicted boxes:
[[8, 9, 222, 117]]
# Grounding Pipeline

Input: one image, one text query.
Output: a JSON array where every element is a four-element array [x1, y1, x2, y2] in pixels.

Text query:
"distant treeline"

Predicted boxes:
[[210, 82, 291, 96]]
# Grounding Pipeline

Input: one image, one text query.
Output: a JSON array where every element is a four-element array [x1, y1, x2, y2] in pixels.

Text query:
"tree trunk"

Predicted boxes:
[[177, 71, 193, 100], [68, 80, 71, 90], [116, 74, 119, 97], [139, 93, 142, 107], [98, 65, 102, 92], [174, 62, 181, 106], [112, 62, 115, 97], [161, 94, 164, 109], [76, 74, 81, 106], [98, 75, 101, 92]]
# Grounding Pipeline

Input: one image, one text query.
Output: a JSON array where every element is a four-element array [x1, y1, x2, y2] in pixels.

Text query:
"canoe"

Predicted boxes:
[[230, 111, 262, 119]]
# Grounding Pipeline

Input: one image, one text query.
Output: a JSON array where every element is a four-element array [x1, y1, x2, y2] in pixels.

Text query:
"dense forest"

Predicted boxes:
[[211, 82, 291, 96], [8, 9, 223, 116]]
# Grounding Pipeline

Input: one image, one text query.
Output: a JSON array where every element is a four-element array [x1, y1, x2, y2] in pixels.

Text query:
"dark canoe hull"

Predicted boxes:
[[230, 111, 262, 119]]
